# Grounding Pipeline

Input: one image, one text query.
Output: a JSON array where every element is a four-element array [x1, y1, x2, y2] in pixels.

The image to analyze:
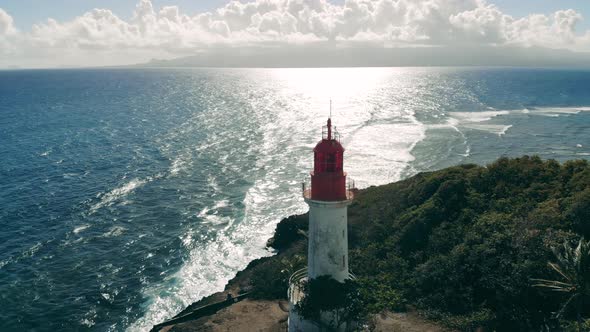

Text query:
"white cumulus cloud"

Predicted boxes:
[[0, 0, 589, 68], [0, 8, 18, 55], [0, 8, 16, 35]]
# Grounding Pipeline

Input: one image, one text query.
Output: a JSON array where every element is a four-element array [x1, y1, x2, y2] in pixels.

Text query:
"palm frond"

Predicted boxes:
[[532, 238, 590, 322], [532, 278, 575, 292], [547, 262, 573, 283]]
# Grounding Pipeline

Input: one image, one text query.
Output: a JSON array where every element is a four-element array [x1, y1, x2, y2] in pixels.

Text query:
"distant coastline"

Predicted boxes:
[[137, 45, 590, 69], [9, 45, 588, 70]]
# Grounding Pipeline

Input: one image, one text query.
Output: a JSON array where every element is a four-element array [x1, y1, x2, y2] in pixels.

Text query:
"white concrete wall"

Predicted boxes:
[[306, 199, 349, 282]]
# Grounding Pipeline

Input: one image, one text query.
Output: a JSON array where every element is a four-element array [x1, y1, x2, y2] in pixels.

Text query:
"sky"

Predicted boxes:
[[1, 0, 590, 68]]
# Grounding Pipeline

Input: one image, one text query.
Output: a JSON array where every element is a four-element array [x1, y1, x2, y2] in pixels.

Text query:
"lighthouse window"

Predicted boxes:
[[327, 154, 335, 172], [342, 229, 345, 238], [342, 255, 345, 268]]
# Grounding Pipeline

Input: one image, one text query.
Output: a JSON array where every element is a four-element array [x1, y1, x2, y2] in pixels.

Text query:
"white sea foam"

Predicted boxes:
[[197, 206, 210, 218], [90, 174, 162, 213], [447, 110, 513, 136], [23, 242, 43, 258], [530, 106, 590, 116], [0, 241, 45, 270], [196, 199, 234, 226], [460, 145, 472, 157], [80, 318, 95, 328], [91, 179, 147, 212], [81, 308, 97, 328], [449, 110, 510, 123], [498, 125, 512, 136], [214, 200, 229, 209], [73, 224, 90, 234], [447, 106, 590, 137], [346, 121, 426, 186], [202, 214, 232, 226], [169, 157, 186, 176], [462, 124, 513, 136], [448, 106, 590, 137], [40, 149, 52, 157], [101, 226, 126, 238], [206, 174, 220, 192]]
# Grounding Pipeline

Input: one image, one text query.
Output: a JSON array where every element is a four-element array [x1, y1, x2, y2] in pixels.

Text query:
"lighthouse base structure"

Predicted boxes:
[[287, 272, 352, 332], [288, 307, 349, 332]]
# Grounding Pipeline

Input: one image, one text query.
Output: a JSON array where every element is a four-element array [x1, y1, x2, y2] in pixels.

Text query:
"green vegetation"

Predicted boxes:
[[251, 156, 590, 331], [534, 239, 590, 330], [249, 254, 305, 300], [294, 276, 367, 330]]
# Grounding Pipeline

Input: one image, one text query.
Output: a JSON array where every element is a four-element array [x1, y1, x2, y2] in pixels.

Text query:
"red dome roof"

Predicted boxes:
[[314, 138, 344, 154]]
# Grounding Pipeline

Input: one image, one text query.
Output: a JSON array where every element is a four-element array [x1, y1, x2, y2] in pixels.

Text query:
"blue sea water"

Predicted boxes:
[[0, 67, 589, 331]]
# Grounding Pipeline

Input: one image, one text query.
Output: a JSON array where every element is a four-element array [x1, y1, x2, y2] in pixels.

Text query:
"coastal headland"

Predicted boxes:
[[154, 156, 590, 331]]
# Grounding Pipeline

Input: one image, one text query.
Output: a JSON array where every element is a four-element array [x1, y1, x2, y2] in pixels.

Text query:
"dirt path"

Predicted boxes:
[[167, 300, 289, 332], [373, 311, 454, 332], [162, 300, 452, 332]]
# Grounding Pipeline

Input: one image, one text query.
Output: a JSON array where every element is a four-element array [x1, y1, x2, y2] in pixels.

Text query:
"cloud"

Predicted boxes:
[[505, 10, 584, 49], [0, 8, 16, 35], [449, 4, 509, 44], [0, 0, 589, 67], [0, 8, 17, 55]]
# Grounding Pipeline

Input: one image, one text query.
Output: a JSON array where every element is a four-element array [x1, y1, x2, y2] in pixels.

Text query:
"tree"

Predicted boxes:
[[250, 255, 305, 299], [533, 239, 590, 330], [295, 276, 367, 331]]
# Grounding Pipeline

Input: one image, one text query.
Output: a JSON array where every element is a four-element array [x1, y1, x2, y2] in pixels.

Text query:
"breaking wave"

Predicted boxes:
[[90, 179, 148, 213], [447, 106, 590, 137], [89, 174, 163, 214]]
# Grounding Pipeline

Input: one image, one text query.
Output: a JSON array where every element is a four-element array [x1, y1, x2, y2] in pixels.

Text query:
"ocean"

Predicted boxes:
[[0, 67, 589, 331]]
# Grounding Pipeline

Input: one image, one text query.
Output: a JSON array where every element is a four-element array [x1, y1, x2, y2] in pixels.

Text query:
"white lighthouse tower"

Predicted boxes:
[[288, 117, 354, 332]]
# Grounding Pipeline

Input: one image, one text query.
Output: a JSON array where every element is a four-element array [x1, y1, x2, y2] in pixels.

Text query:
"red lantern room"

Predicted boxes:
[[310, 118, 347, 201]]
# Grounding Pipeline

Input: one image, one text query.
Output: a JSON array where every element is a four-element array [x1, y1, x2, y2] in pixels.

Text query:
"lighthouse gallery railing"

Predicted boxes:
[[288, 267, 357, 305], [301, 179, 356, 201]]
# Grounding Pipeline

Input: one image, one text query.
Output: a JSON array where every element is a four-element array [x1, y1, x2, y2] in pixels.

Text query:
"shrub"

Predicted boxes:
[[295, 276, 368, 331]]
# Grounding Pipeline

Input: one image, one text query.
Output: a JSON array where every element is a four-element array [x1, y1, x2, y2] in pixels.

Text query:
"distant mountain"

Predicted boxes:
[[137, 45, 590, 68]]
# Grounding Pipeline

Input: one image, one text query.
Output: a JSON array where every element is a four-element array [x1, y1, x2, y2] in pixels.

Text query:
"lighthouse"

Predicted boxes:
[[288, 117, 354, 332]]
